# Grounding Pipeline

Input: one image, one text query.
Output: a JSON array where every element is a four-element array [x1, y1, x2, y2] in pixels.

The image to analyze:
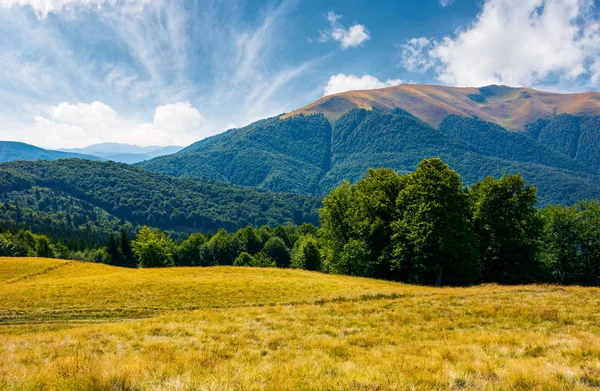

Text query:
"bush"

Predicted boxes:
[[251, 252, 276, 268], [234, 252, 254, 267], [291, 235, 322, 271], [132, 226, 175, 268]]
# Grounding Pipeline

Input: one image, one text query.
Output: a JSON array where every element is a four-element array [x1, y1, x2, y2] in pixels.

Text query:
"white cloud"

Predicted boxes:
[[2, 101, 207, 149], [153, 102, 205, 132], [324, 74, 403, 96], [0, 0, 317, 147], [399, 0, 600, 88], [320, 11, 370, 50], [0, 0, 150, 18], [50, 101, 117, 125], [399, 38, 437, 73]]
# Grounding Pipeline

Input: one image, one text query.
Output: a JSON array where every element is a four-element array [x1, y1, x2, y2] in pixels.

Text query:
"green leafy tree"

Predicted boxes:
[[87, 248, 110, 264], [392, 158, 479, 286], [0, 231, 30, 256], [106, 233, 124, 266], [35, 236, 55, 258], [206, 229, 241, 266], [250, 252, 276, 268], [174, 233, 208, 266], [297, 223, 318, 237], [233, 252, 254, 267], [291, 235, 322, 271], [320, 181, 355, 274], [273, 225, 297, 249], [132, 226, 175, 268], [119, 230, 135, 267], [262, 237, 291, 268], [579, 201, 600, 285], [541, 205, 582, 284], [236, 226, 263, 255], [471, 174, 543, 284], [352, 168, 406, 278]]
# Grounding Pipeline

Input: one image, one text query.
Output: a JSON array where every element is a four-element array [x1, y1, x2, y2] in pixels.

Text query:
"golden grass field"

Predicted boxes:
[[2, 257, 600, 390]]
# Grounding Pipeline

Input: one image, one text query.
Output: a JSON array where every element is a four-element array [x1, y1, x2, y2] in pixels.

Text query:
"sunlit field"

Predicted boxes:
[[2, 257, 600, 390]]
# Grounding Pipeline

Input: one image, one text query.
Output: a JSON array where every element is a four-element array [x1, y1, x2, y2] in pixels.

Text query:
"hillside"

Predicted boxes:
[[60, 143, 184, 164], [2, 257, 600, 390], [141, 108, 600, 205], [0, 141, 101, 163], [284, 84, 600, 130], [0, 159, 320, 242], [525, 114, 600, 171]]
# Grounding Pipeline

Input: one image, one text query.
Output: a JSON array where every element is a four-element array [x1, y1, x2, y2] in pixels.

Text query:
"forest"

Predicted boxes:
[[0, 159, 321, 248], [140, 109, 600, 205], [3, 157, 599, 287]]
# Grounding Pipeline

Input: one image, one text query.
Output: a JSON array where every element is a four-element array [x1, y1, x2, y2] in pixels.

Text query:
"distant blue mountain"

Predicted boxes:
[[0, 141, 102, 163], [60, 143, 183, 163]]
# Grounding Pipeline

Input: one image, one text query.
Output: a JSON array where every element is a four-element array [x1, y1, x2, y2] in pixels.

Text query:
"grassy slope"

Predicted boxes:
[[2, 258, 600, 390], [283, 84, 600, 130]]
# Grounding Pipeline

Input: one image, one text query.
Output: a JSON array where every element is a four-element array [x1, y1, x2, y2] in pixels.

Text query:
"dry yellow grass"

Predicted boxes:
[[2, 257, 600, 390], [283, 84, 600, 130]]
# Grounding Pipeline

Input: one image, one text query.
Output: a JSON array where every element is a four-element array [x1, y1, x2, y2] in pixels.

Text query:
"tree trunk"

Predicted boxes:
[[435, 266, 443, 287]]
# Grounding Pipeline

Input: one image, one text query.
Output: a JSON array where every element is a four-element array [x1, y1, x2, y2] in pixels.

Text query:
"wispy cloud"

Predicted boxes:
[[0, 0, 319, 146], [0, 0, 152, 18], [439, 0, 456, 7]]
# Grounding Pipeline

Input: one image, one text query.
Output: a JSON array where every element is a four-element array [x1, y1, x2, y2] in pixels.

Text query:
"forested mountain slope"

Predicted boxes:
[[0, 141, 101, 163], [143, 115, 333, 194], [141, 108, 600, 205], [0, 160, 321, 243], [525, 114, 600, 171]]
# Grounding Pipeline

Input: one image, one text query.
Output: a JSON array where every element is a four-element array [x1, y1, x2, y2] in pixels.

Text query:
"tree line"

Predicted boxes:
[[2, 157, 600, 287], [320, 158, 600, 286]]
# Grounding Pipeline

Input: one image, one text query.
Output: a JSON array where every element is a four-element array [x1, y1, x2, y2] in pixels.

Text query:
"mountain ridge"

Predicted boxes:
[[59, 143, 184, 164], [0, 141, 102, 163], [283, 84, 600, 131], [140, 107, 600, 205]]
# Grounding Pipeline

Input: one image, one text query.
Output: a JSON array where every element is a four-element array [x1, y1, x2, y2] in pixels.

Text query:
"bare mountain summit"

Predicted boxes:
[[283, 84, 600, 130]]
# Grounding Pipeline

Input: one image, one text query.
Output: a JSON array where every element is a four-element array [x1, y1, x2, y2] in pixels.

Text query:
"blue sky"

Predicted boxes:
[[0, 0, 599, 148]]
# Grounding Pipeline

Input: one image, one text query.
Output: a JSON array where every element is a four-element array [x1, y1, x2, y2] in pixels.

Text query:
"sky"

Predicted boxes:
[[0, 0, 599, 149]]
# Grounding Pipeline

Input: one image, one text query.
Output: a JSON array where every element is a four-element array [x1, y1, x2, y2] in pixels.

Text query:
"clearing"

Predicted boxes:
[[1, 257, 600, 390]]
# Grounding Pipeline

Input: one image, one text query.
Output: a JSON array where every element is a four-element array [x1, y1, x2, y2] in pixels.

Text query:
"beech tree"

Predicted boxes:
[[132, 226, 175, 268], [392, 158, 479, 286], [471, 174, 542, 284]]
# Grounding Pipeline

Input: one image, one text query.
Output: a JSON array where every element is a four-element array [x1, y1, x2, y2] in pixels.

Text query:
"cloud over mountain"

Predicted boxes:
[[10, 101, 205, 149], [400, 0, 600, 89], [324, 74, 402, 96]]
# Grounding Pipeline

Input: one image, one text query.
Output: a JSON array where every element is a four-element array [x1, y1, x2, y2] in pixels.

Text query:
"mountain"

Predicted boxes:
[[525, 114, 600, 171], [0, 141, 101, 163], [140, 107, 600, 205], [284, 84, 600, 131], [0, 159, 321, 243], [60, 143, 184, 164]]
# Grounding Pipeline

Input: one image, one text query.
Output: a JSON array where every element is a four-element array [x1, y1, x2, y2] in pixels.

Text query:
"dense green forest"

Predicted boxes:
[[525, 114, 600, 171], [5, 158, 600, 287], [141, 115, 333, 194], [140, 109, 600, 205], [0, 159, 321, 246]]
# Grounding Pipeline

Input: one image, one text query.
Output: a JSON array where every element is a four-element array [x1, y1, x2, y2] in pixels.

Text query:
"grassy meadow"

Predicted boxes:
[[2, 257, 600, 390]]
